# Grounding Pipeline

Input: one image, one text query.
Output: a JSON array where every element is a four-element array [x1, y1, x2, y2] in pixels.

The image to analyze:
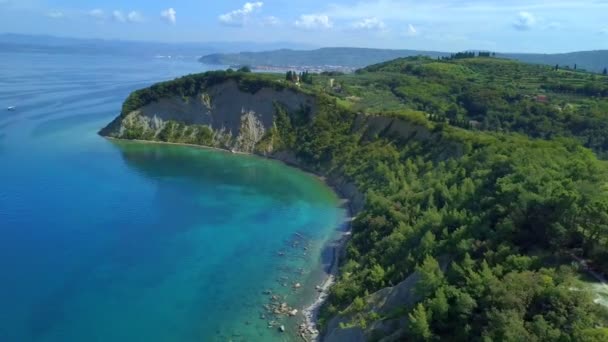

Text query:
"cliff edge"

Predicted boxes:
[[100, 57, 608, 342], [99, 71, 462, 341]]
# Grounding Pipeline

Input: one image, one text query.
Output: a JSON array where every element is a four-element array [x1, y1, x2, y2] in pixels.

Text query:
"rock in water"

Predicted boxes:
[[279, 325, 286, 332]]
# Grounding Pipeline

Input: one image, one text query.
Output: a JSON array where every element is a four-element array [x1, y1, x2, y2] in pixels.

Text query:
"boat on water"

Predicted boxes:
[[7, 106, 16, 111]]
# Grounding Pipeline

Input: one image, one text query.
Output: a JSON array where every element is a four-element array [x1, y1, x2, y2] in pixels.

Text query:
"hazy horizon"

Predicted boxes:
[[1, 32, 607, 56], [1, 1, 607, 53]]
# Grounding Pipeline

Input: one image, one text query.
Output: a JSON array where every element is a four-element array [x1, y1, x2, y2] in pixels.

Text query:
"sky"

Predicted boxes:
[[1, 0, 607, 53]]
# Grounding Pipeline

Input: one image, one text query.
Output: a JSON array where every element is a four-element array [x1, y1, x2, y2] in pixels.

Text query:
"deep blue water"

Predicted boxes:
[[0, 53, 345, 341]]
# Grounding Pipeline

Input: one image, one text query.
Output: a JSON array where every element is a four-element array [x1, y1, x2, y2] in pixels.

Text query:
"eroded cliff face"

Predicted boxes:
[[101, 79, 316, 153], [322, 258, 449, 342], [355, 114, 464, 160], [100, 77, 368, 219]]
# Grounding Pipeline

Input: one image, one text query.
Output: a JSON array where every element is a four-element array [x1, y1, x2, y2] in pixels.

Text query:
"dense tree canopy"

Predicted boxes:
[[107, 61, 608, 340], [334, 57, 608, 158], [278, 96, 608, 340]]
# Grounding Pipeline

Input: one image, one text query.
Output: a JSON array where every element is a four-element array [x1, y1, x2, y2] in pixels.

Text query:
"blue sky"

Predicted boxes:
[[1, 0, 607, 52]]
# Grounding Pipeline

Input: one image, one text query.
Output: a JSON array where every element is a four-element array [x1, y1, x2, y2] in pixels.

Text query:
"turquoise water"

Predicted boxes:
[[0, 53, 345, 341]]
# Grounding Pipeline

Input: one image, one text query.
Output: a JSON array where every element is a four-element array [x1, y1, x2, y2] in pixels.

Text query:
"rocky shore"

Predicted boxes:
[[300, 225, 353, 341]]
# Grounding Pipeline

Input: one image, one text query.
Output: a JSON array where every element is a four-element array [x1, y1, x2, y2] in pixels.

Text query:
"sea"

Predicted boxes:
[[0, 52, 346, 341]]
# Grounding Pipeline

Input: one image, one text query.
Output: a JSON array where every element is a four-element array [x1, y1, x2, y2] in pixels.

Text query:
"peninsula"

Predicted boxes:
[[101, 55, 608, 341], [199, 47, 608, 74]]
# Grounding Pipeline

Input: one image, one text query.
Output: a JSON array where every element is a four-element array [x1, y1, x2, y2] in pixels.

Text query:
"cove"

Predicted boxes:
[[0, 52, 346, 341], [111, 140, 347, 341]]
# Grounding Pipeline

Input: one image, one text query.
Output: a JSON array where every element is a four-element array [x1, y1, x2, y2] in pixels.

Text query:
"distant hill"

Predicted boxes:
[[0, 33, 315, 58], [200, 47, 608, 73], [500, 51, 608, 73], [199, 47, 451, 69]]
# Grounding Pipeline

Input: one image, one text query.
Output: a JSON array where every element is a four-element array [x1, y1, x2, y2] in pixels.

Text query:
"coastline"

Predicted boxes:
[[104, 137, 362, 341], [299, 216, 353, 341]]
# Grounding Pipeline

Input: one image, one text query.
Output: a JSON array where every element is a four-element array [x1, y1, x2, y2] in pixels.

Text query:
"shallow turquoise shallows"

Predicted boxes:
[[0, 53, 346, 341]]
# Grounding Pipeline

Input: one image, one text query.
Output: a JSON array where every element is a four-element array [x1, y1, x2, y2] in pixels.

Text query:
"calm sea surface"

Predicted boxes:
[[0, 52, 345, 341]]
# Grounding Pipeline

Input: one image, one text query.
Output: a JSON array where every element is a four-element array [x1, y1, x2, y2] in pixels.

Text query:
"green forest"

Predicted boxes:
[[328, 56, 608, 158], [104, 56, 608, 341]]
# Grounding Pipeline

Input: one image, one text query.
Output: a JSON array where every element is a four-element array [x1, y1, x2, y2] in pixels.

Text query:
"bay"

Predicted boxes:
[[0, 52, 345, 341]]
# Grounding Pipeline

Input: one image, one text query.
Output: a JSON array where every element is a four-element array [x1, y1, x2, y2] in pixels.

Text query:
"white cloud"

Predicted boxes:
[[513, 11, 536, 30], [262, 16, 281, 27], [219, 2, 263, 26], [353, 17, 387, 31], [88, 9, 105, 20], [161, 7, 176, 25], [325, 1, 608, 21], [112, 10, 126, 23], [127, 11, 143, 23], [406, 23, 418, 36], [46, 10, 64, 19], [294, 14, 333, 30], [111, 10, 142, 23]]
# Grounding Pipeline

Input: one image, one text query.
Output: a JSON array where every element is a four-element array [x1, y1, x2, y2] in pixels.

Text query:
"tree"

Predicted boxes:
[[484, 309, 531, 341], [286, 70, 300, 83], [579, 328, 608, 341], [555, 64, 559, 71], [409, 303, 433, 341], [367, 264, 386, 288], [603, 67, 607, 76], [237, 66, 251, 73], [299, 70, 313, 84], [429, 287, 449, 322], [415, 255, 445, 297]]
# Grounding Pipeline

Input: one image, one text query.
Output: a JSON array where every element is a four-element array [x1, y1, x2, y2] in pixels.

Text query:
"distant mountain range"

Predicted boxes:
[[0, 33, 315, 58], [499, 51, 608, 74], [3, 34, 606, 73], [200, 47, 608, 73], [200, 48, 450, 69]]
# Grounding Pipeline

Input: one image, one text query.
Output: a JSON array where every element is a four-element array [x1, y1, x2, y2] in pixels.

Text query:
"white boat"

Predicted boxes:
[[7, 106, 16, 111]]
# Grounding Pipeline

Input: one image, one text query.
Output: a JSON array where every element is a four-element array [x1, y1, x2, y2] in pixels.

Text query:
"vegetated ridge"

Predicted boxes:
[[199, 47, 608, 74], [101, 56, 608, 341]]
